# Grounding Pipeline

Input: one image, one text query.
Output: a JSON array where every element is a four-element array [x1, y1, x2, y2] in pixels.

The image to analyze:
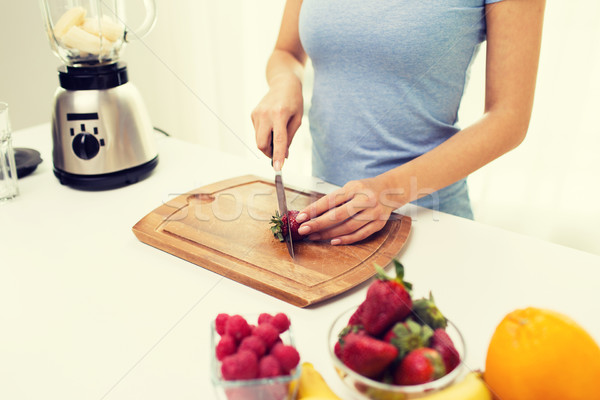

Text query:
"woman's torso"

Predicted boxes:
[[299, 0, 497, 186]]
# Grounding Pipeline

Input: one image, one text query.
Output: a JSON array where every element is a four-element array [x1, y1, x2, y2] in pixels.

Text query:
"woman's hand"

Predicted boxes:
[[251, 74, 303, 171], [296, 176, 406, 245]]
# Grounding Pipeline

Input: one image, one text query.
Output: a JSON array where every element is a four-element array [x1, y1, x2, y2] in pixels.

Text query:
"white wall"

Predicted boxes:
[[0, 1, 60, 130], [462, 1, 600, 255], [1, 1, 599, 256]]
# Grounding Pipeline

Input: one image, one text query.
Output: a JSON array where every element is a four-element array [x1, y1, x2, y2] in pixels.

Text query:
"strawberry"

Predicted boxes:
[[348, 302, 366, 326], [335, 325, 367, 359], [411, 292, 448, 330], [361, 260, 413, 336], [270, 210, 305, 242], [430, 328, 460, 373], [383, 319, 433, 360], [339, 332, 398, 379], [394, 347, 446, 385]]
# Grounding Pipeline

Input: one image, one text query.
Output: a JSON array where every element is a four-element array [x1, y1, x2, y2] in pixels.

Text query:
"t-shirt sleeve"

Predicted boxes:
[[485, 0, 505, 3]]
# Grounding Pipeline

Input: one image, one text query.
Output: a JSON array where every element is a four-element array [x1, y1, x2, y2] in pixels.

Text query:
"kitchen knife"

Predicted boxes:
[[275, 170, 295, 259]]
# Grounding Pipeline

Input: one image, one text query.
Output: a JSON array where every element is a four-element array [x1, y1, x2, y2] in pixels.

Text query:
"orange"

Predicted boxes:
[[484, 307, 600, 400]]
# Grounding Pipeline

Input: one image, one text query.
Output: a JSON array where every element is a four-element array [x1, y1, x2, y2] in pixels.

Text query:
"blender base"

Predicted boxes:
[[53, 155, 158, 191]]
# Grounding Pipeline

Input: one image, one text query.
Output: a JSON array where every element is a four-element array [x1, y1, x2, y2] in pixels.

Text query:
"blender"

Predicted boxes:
[[39, 0, 158, 190]]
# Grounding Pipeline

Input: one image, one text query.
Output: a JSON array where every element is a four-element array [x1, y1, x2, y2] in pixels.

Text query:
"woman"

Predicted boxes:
[[251, 0, 545, 245]]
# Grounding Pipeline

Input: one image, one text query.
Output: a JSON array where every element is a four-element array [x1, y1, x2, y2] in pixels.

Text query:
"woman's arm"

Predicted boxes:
[[251, 0, 307, 171], [296, 0, 546, 244]]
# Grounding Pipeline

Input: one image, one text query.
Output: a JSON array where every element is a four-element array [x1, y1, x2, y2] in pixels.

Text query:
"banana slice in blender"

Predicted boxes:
[[61, 25, 115, 55], [53, 6, 87, 39], [81, 16, 124, 42]]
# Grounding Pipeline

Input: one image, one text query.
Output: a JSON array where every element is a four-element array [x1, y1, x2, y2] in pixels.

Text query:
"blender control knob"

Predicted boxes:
[[72, 133, 100, 160]]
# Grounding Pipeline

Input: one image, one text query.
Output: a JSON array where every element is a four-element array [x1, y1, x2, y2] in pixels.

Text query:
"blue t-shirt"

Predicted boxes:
[[299, 0, 504, 187]]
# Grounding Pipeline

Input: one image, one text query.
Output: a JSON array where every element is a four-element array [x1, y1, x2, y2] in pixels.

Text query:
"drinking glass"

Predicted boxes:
[[0, 103, 19, 202]]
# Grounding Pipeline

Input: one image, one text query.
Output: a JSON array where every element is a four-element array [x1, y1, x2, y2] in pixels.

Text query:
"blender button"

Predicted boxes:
[[81, 124, 86, 132], [93, 127, 98, 135], [100, 139, 105, 146], [70, 128, 74, 136]]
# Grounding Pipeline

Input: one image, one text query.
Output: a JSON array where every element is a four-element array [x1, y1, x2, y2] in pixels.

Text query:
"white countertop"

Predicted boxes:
[[2, 124, 600, 400]]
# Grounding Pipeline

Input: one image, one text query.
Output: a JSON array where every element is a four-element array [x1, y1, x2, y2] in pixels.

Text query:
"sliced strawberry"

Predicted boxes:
[[270, 210, 306, 242]]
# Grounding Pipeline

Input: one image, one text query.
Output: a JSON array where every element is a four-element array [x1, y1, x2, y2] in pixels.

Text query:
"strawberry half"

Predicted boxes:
[[394, 347, 446, 385], [361, 260, 413, 336], [270, 210, 305, 242]]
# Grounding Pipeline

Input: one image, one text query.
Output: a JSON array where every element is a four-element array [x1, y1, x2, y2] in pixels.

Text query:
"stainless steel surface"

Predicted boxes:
[[51, 81, 157, 175], [275, 170, 295, 259]]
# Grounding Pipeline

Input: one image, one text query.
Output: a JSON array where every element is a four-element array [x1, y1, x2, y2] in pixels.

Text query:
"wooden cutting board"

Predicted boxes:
[[132, 175, 411, 307]]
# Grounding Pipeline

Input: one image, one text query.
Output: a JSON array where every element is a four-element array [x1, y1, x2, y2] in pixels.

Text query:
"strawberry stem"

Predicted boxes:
[[374, 260, 413, 292]]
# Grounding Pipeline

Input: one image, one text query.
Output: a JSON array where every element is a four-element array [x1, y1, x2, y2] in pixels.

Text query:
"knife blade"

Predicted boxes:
[[275, 170, 295, 259]]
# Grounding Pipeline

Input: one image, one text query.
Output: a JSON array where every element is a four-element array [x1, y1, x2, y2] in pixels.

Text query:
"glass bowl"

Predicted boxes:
[[328, 305, 466, 400], [210, 317, 301, 400]]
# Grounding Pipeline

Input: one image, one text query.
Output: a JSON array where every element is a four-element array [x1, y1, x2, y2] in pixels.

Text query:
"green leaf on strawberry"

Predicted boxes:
[[412, 291, 448, 330], [383, 318, 434, 360]]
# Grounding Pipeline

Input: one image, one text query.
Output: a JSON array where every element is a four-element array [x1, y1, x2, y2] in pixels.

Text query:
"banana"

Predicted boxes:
[[81, 16, 124, 42], [53, 6, 87, 38], [297, 362, 342, 400], [61, 26, 114, 56], [420, 372, 492, 400]]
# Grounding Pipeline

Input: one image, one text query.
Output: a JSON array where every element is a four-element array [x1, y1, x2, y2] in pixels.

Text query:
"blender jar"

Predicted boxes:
[[40, 0, 156, 66]]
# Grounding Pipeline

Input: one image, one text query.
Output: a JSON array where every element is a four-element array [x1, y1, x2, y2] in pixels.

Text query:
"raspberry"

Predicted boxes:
[[215, 313, 230, 336], [221, 350, 258, 381], [216, 334, 237, 361], [252, 323, 280, 349], [271, 313, 290, 333], [225, 315, 251, 343], [270, 343, 300, 373], [258, 355, 283, 378], [258, 313, 273, 325], [272, 337, 283, 348], [238, 335, 267, 358]]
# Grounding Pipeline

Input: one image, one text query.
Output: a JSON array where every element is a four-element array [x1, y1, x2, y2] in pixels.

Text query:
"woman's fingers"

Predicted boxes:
[[307, 205, 388, 240], [272, 118, 289, 171], [298, 182, 377, 232], [254, 122, 273, 158], [297, 186, 354, 224], [329, 219, 388, 245], [307, 210, 369, 240]]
